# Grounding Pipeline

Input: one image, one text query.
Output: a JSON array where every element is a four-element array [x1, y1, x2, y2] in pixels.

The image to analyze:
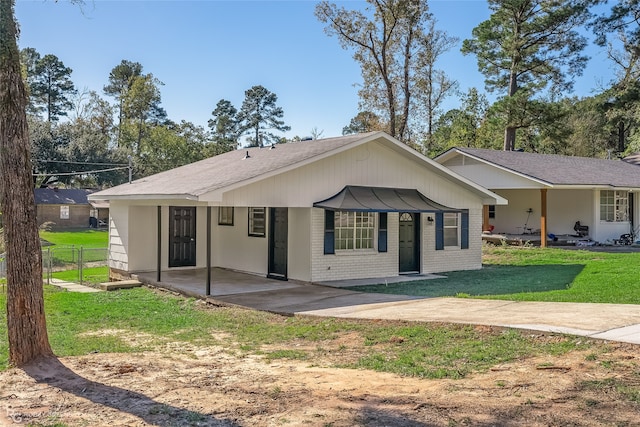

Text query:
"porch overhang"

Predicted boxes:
[[313, 186, 465, 213]]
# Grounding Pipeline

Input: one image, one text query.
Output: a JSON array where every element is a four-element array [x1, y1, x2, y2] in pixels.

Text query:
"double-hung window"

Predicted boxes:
[[443, 212, 459, 247], [218, 207, 234, 226], [335, 211, 375, 250], [248, 207, 266, 237], [600, 190, 629, 222]]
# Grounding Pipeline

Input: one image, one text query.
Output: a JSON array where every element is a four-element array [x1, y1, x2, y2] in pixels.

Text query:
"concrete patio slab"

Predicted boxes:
[[135, 268, 640, 345]]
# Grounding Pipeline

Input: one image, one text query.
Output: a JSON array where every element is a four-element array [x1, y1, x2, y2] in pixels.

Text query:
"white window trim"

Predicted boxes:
[[334, 211, 376, 252], [60, 205, 70, 220], [443, 212, 460, 248], [600, 190, 629, 223], [248, 207, 266, 237]]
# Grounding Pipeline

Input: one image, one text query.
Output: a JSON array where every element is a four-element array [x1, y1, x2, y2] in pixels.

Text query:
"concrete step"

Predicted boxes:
[[99, 279, 143, 291]]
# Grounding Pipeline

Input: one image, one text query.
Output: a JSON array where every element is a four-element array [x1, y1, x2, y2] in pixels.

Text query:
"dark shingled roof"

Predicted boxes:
[[34, 188, 93, 205], [450, 148, 640, 188], [91, 133, 378, 199], [624, 152, 640, 167]]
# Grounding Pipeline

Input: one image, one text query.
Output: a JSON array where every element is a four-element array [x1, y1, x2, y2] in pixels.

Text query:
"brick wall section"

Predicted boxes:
[[37, 204, 91, 229], [310, 209, 400, 282], [310, 207, 483, 282], [422, 207, 483, 273]]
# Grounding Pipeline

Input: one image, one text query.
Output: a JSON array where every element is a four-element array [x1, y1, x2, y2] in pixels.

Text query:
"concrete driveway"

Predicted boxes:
[[137, 268, 640, 345]]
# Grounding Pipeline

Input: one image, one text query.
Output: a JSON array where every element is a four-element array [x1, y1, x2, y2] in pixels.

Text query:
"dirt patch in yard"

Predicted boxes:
[[0, 334, 639, 426]]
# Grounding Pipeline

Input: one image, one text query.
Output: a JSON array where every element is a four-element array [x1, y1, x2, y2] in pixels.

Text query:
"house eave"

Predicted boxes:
[[436, 148, 554, 188], [88, 193, 200, 202]]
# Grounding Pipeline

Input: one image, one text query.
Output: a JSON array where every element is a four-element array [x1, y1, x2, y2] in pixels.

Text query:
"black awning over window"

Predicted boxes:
[[313, 186, 463, 213]]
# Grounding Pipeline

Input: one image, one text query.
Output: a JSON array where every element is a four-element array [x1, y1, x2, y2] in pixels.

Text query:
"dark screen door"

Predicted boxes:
[[268, 207, 288, 279], [169, 206, 196, 267]]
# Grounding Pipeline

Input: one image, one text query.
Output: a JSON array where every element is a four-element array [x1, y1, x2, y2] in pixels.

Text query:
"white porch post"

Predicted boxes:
[[540, 189, 547, 248], [206, 206, 211, 296], [156, 206, 162, 281]]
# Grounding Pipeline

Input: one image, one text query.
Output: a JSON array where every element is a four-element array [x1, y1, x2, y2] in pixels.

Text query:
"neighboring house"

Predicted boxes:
[[35, 188, 108, 229], [436, 148, 640, 245], [89, 132, 505, 284]]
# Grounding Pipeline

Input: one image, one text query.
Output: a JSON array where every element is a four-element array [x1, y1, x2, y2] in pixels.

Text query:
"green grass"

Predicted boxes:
[[0, 286, 589, 377], [50, 266, 109, 285], [347, 246, 640, 304], [40, 229, 108, 248], [39, 229, 108, 266]]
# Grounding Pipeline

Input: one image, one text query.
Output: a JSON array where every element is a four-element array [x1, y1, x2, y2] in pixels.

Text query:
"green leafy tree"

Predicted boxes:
[[136, 121, 209, 177], [237, 85, 290, 147], [553, 96, 609, 157], [208, 99, 240, 151], [431, 88, 489, 155], [415, 18, 458, 151], [26, 53, 76, 122], [1, 0, 54, 366], [342, 111, 384, 135], [121, 73, 166, 154], [592, 2, 640, 154], [103, 60, 143, 146], [19, 47, 39, 114], [30, 119, 71, 187], [462, 0, 593, 151], [316, 0, 456, 143]]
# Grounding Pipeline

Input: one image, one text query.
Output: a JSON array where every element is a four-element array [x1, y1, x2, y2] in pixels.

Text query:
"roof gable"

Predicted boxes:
[[90, 132, 505, 205], [91, 133, 379, 199], [437, 148, 640, 188]]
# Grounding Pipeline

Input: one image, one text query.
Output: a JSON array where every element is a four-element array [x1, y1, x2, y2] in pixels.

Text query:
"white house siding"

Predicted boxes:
[[288, 208, 312, 282], [422, 208, 483, 273], [490, 189, 594, 236], [107, 201, 130, 271], [214, 141, 475, 209], [127, 205, 159, 271], [443, 158, 544, 190], [211, 207, 268, 275]]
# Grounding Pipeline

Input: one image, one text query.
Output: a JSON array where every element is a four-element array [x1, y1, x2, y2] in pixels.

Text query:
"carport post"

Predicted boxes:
[[157, 206, 162, 282], [206, 206, 211, 296], [540, 189, 547, 248]]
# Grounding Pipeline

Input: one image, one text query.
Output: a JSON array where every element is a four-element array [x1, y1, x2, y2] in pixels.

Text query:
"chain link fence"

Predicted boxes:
[[0, 246, 108, 287], [42, 246, 108, 286]]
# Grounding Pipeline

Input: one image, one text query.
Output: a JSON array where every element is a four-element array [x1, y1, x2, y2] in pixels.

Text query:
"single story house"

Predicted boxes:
[[89, 132, 505, 286], [35, 188, 108, 229], [435, 148, 640, 245]]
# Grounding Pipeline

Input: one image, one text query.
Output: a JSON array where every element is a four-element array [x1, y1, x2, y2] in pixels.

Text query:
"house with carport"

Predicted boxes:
[[89, 132, 505, 289], [436, 148, 640, 246]]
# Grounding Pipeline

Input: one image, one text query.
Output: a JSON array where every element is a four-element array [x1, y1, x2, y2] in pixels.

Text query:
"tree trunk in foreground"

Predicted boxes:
[[1, 0, 53, 366]]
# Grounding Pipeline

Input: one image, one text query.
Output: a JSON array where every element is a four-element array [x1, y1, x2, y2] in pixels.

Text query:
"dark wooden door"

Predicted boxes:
[[268, 207, 288, 279], [169, 206, 196, 267], [399, 212, 420, 273]]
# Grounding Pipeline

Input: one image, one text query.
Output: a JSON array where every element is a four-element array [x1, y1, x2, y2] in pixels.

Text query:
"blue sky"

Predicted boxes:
[[15, 0, 617, 140]]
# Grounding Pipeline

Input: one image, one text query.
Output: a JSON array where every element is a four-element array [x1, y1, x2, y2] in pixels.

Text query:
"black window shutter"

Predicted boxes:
[[324, 210, 335, 254], [378, 212, 387, 252], [435, 212, 444, 250], [461, 211, 469, 249]]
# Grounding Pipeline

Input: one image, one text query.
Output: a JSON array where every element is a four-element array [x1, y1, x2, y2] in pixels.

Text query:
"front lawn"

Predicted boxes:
[[0, 286, 590, 376], [40, 229, 108, 248], [50, 266, 109, 285], [347, 246, 640, 304]]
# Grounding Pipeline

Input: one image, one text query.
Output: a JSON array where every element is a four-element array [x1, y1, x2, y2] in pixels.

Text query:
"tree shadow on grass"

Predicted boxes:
[[22, 356, 240, 426], [347, 264, 585, 298]]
